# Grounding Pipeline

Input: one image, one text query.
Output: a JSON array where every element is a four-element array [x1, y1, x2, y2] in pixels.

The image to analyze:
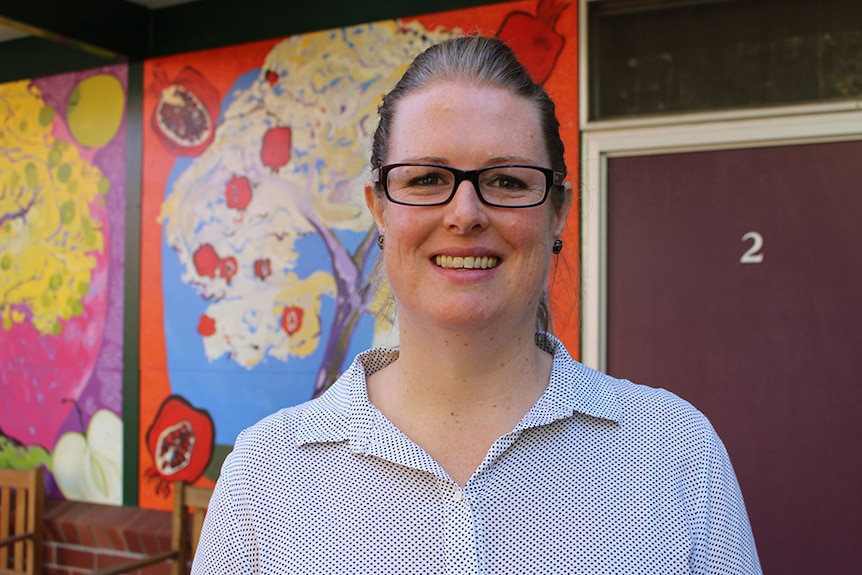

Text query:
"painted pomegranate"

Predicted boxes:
[[281, 306, 303, 336], [254, 258, 271, 281], [152, 66, 220, 156], [193, 243, 220, 278], [496, 0, 569, 85], [144, 395, 214, 497], [261, 126, 292, 173], [197, 314, 216, 337], [218, 256, 238, 283], [225, 175, 253, 211]]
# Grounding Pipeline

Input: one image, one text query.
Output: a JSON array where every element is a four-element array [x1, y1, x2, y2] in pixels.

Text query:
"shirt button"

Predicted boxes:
[[453, 489, 465, 503]]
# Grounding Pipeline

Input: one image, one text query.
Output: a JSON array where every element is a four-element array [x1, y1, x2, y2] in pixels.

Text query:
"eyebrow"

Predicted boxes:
[[394, 155, 542, 166]]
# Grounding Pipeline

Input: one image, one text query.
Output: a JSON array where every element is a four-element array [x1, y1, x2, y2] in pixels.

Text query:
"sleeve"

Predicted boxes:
[[689, 421, 763, 575], [191, 442, 257, 575]]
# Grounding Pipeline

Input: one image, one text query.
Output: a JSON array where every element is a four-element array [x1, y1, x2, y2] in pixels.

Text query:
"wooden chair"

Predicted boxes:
[[90, 482, 212, 575], [0, 466, 45, 575]]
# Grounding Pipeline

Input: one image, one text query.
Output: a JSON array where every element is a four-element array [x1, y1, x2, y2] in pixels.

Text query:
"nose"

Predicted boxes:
[[443, 178, 489, 233]]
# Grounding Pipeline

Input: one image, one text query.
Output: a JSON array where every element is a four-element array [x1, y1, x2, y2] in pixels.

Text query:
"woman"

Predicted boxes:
[[193, 35, 761, 574]]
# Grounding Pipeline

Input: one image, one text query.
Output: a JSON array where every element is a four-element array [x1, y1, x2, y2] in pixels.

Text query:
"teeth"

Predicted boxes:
[[435, 255, 499, 269]]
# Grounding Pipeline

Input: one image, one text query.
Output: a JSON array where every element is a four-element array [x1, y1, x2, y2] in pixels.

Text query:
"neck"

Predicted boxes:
[[370, 317, 552, 420], [365, 318, 553, 487]]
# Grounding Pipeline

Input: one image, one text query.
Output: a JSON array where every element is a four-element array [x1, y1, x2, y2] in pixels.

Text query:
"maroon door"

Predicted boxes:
[[606, 140, 862, 575]]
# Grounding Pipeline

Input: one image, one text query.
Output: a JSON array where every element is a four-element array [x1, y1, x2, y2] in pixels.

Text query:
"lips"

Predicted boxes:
[[434, 254, 499, 269]]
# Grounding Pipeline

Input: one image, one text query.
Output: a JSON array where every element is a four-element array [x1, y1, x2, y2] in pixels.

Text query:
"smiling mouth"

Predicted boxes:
[[434, 255, 499, 269]]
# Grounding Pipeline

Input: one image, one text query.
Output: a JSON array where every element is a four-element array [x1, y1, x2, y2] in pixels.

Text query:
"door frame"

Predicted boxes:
[[579, 107, 862, 370]]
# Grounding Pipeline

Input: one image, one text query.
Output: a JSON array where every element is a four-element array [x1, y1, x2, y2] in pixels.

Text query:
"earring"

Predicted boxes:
[[377, 235, 385, 251], [552, 239, 563, 254]]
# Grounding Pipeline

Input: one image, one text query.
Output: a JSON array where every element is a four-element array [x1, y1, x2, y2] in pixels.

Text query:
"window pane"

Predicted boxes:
[[588, 0, 862, 120]]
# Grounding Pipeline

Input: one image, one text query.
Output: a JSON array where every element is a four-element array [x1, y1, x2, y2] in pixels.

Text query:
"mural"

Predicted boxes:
[[0, 66, 127, 504], [140, 0, 578, 509]]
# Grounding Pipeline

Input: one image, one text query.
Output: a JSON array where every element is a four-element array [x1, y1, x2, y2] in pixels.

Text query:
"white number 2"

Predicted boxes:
[[740, 231, 764, 264]]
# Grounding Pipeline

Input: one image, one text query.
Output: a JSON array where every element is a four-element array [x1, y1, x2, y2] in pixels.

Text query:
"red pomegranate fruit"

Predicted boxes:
[[218, 256, 238, 283], [281, 306, 303, 336], [496, 0, 568, 85], [261, 126, 292, 173], [197, 314, 216, 337], [152, 67, 220, 157], [225, 175, 253, 211], [192, 244, 220, 278], [144, 395, 214, 497], [254, 258, 272, 281]]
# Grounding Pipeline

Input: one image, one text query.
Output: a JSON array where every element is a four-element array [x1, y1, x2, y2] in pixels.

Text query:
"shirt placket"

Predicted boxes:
[[440, 478, 479, 575]]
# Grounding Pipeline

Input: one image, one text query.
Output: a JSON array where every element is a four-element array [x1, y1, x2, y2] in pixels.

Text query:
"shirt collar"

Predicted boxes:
[[295, 334, 622, 448], [520, 333, 622, 429]]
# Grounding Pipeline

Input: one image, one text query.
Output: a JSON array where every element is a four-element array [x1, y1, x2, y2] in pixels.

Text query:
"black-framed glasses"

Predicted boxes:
[[373, 163, 564, 208]]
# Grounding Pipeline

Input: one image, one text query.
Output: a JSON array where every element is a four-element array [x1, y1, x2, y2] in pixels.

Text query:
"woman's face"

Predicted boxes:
[[365, 80, 571, 335]]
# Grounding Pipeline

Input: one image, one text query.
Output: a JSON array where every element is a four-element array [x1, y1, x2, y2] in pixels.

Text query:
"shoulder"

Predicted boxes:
[[603, 373, 733, 479], [612, 376, 711, 431], [224, 400, 316, 471], [547, 335, 721, 454], [546, 334, 712, 436], [221, 368, 351, 473], [222, 347, 397, 475], [235, 402, 309, 445]]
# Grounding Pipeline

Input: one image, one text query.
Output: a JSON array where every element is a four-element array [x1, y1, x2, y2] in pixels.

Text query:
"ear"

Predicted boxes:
[[551, 181, 574, 239], [365, 180, 386, 235]]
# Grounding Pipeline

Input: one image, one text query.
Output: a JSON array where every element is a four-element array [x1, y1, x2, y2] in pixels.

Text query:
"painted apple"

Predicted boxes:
[[52, 409, 123, 504]]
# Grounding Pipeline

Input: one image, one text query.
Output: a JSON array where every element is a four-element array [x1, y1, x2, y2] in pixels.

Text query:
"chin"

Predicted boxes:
[[434, 305, 503, 331], [400, 302, 491, 331]]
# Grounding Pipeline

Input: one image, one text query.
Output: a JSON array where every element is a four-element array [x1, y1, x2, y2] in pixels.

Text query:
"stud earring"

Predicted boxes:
[[552, 239, 563, 254], [377, 235, 385, 251]]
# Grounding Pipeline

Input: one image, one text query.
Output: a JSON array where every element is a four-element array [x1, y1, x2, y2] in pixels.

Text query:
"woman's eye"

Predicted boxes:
[[410, 173, 446, 187], [487, 175, 527, 189]]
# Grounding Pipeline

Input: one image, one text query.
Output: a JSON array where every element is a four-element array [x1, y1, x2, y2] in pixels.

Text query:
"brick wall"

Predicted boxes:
[[43, 498, 178, 575]]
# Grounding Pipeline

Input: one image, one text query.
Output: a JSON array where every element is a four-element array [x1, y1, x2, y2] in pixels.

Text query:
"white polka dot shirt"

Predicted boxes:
[[193, 334, 762, 574]]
